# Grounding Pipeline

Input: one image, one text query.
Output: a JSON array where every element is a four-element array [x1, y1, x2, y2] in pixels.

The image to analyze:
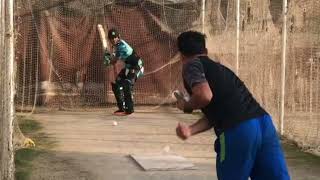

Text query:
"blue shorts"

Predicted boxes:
[[215, 115, 290, 180]]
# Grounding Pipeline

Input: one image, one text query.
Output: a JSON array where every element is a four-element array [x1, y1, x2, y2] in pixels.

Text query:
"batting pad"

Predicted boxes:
[[130, 154, 196, 171]]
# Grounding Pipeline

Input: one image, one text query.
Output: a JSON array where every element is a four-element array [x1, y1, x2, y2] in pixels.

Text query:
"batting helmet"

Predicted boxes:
[[108, 28, 120, 39]]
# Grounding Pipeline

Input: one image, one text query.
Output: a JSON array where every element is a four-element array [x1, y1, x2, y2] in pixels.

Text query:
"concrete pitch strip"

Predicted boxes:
[[130, 154, 197, 171]]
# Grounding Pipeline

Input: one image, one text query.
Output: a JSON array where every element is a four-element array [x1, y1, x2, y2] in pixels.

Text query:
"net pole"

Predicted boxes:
[[280, 0, 288, 136], [1, 0, 15, 179], [235, 0, 240, 75], [202, 0, 206, 33], [309, 58, 313, 130]]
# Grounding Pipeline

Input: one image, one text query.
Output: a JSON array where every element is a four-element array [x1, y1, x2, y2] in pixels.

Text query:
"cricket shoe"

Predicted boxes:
[[113, 110, 133, 116]]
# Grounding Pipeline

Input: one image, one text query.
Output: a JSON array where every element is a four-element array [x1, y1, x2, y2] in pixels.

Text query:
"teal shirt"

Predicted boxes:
[[115, 40, 133, 61], [114, 39, 144, 71], [110, 39, 144, 78]]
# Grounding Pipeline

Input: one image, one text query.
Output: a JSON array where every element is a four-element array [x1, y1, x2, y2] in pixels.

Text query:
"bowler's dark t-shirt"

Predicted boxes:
[[182, 56, 267, 131]]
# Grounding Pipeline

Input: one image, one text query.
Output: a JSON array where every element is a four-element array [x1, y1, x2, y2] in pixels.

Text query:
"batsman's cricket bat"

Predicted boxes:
[[97, 24, 109, 52], [97, 24, 118, 78]]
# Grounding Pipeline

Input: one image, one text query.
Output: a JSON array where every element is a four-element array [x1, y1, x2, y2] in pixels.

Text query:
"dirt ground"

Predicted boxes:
[[23, 107, 320, 180]]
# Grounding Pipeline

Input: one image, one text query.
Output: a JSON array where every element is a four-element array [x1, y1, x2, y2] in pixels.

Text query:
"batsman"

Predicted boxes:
[[98, 25, 144, 115]]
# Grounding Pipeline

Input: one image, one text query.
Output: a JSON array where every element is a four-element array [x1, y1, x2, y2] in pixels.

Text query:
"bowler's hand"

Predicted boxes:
[[176, 122, 192, 140], [176, 98, 186, 111]]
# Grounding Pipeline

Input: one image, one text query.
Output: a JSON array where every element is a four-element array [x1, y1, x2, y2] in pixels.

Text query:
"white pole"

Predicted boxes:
[[202, 0, 206, 33], [280, 0, 288, 136], [1, 0, 15, 179], [309, 58, 313, 121], [8, 0, 14, 177], [8, 0, 15, 170], [236, 0, 240, 75]]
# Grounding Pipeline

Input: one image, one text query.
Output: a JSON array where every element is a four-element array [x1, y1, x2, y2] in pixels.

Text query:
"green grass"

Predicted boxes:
[[15, 116, 55, 180], [15, 148, 44, 180], [18, 118, 42, 134]]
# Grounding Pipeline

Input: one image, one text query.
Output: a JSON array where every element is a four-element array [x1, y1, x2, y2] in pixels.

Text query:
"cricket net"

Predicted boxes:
[[9, 0, 320, 155]]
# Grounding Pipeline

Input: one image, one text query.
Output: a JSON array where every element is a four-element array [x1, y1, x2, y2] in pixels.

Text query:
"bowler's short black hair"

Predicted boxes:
[[177, 31, 206, 56]]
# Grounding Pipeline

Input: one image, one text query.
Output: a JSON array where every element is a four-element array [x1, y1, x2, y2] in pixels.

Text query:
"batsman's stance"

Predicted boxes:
[[103, 28, 144, 115]]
